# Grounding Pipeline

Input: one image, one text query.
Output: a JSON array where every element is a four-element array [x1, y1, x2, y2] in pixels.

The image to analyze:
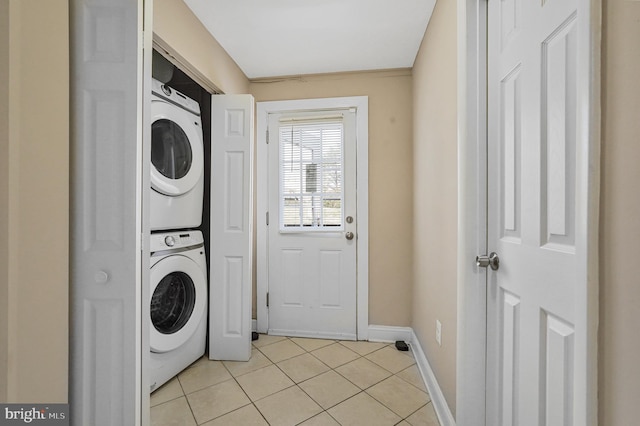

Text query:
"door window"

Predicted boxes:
[[150, 271, 196, 335], [279, 120, 344, 231], [152, 119, 193, 180]]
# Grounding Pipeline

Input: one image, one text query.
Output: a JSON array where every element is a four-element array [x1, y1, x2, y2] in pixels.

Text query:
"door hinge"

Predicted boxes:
[[266, 211, 269, 226], [266, 128, 269, 144], [266, 292, 269, 307]]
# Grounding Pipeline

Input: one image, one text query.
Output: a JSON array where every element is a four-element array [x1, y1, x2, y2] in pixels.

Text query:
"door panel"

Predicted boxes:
[[209, 94, 254, 361], [69, 0, 148, 423], [541, 17, 577, 250], [487, 0, 585, 423], [267, 110, 357, 339]]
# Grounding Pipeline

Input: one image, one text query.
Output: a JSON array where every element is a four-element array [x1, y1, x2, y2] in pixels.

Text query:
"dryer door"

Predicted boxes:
[[151, 100, 204, 196], [150, 254, 207, 353]]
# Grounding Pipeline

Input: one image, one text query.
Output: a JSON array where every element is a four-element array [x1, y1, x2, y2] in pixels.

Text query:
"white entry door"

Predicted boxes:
[[266, 109, 358, 340], [486, 0, 593, 422]]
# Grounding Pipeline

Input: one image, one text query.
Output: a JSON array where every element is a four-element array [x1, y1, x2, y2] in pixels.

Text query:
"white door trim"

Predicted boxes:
[[256, 97, 369, 340], [456, 0, 601, 424], [456, 0, 489, 423]]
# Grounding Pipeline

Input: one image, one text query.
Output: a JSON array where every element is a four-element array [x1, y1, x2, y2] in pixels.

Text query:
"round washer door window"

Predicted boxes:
[[150, 100, 204, 197], [151, 270, 195, 335], [149, 254, 206, 353]]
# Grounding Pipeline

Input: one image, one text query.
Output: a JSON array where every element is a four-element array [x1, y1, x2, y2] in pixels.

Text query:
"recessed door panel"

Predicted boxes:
[[319, 250, 343, 308], [500, 66, 522, 240], [281, 249, 304, 307], [499, 291, 520, 426], [542, 312, 575, 426], [223, 256, 244, 337], [541, 17, 577, 251]]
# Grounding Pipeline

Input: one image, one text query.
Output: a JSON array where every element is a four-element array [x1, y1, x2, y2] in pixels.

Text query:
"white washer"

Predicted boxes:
[[149, 230, 207, 392], [150, 79, 204, 231]]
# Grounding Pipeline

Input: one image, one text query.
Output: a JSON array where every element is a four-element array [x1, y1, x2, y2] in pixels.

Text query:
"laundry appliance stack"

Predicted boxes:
[[148, 79, 207, 392]]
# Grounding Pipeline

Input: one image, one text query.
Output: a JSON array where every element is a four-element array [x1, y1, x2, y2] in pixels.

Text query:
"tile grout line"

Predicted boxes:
[[255, 337, 371, 424], [260, 338, 345, 424], [220, 350, 273, 426], [151, 336, 438, 426], [298, 339, 416, 422], [290, 338, 418, 424], [174, 368, 198, 425]]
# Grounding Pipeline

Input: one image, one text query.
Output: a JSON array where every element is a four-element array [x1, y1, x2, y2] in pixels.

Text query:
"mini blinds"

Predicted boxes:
[[279, 117, 344, 231]]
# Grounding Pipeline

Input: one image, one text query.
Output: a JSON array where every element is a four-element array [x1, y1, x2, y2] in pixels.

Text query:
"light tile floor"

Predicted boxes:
[[151, 335, 441, 426]]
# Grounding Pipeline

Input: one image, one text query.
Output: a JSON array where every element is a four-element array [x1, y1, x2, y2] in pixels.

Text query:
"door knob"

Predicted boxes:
[[345, 231, 354, 240], [476, 252, 499, 270]]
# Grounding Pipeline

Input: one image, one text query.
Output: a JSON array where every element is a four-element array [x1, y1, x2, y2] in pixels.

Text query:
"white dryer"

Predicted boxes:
[[150, 79, 204, 231], [149, 230, 207, 392]]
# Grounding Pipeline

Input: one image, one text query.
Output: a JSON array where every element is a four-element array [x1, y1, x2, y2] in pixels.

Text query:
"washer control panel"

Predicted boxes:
[[150, 230, 204, 252]]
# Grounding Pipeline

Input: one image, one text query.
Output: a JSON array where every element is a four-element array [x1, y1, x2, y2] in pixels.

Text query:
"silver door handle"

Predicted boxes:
[[345, 232, 354, 240], [476, 252, 499, 270]]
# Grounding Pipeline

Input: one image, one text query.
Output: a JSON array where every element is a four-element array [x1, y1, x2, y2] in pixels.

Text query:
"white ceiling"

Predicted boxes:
[[183, 0, 436, 79]]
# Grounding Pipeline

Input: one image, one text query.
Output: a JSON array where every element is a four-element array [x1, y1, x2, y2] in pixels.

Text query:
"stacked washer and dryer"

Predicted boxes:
[[149, 79, 208, 392]]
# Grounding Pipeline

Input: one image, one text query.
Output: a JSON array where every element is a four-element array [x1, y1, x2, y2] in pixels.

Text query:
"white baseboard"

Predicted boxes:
[[367, 325, 456, 425], [410, 329, 456, 426], [367, 324, 413, 343], [269, 328, 357, 341]]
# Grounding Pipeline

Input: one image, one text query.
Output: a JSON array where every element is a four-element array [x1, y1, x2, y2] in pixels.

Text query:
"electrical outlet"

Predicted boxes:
[[436, 320, 442, 346]]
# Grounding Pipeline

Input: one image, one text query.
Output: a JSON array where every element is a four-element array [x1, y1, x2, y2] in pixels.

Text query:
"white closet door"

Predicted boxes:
[[209, 95, 254, 361], [69, 0, 150, 424]]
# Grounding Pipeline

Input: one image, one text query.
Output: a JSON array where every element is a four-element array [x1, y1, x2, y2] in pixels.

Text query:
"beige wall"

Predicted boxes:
[[4, 1, 636, 420], [0, 0, 9, 403], [0, 0, 69, 403], [411, 0, 458, 415], [599, 0, 640, 423], [250, 70, 414, 327], [153, 0, 249, 94]]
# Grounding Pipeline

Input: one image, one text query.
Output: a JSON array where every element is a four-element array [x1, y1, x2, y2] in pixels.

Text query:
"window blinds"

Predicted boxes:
[[279, 118, 344, 231]]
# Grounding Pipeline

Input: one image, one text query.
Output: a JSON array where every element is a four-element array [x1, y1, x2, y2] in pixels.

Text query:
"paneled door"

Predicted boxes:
[[266, 109, 358, 340], [209, 95, 254, 361], [486, 0, 593, 422], [69, 0, 151, 424]]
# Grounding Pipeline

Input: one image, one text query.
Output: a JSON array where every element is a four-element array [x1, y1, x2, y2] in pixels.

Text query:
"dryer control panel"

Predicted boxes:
[[150, 230, 204, 252], [151, 79, 201, 116]]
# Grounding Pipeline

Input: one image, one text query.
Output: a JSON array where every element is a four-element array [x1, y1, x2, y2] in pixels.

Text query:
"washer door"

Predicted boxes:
[[151, 100, 204, 197], [150, 254, 206, 353]]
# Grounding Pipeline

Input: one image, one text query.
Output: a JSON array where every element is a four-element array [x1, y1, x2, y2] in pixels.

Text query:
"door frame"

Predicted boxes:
[[455, 0, 601, 424], [256, 97, 369, 340]]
